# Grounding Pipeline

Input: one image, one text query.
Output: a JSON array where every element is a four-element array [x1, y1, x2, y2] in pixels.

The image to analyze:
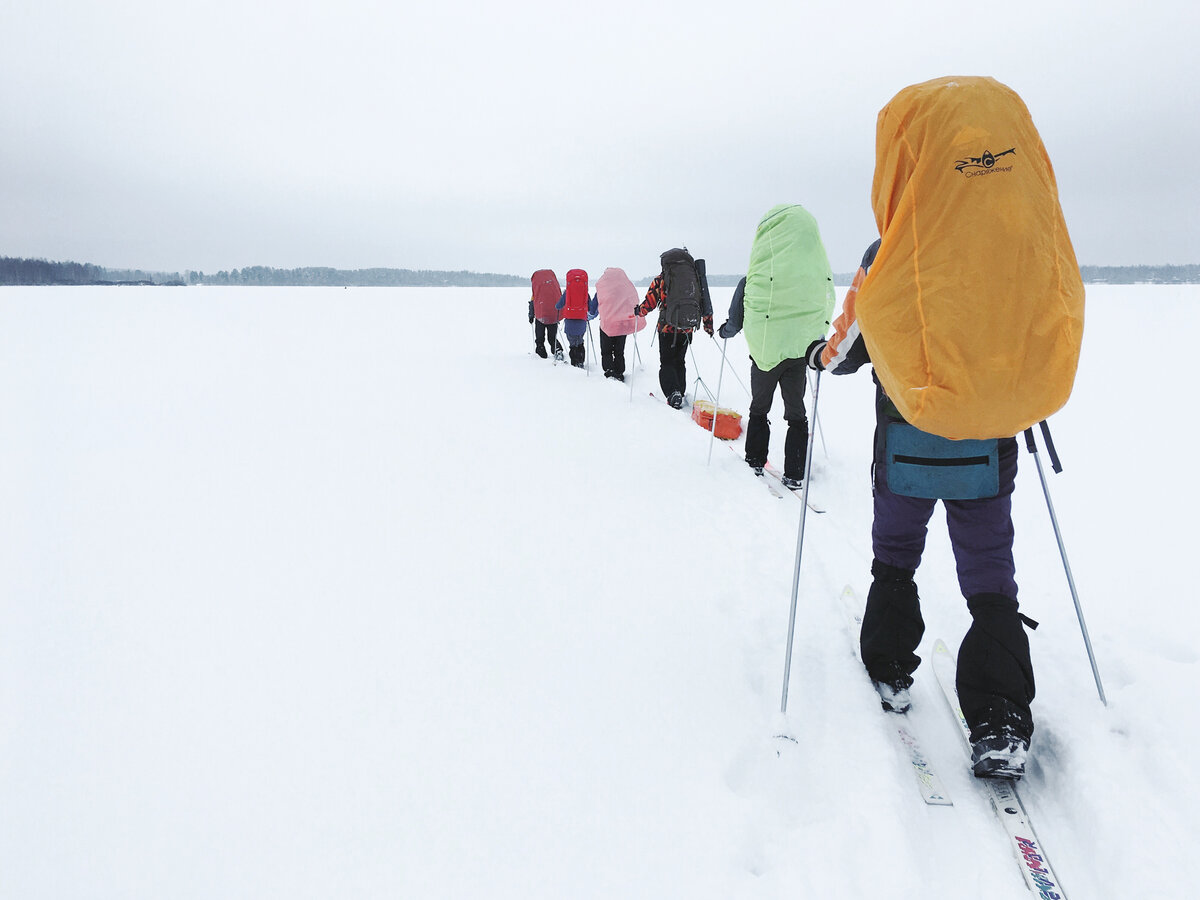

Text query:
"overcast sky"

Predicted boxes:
[[2, 0, 1196, 277]]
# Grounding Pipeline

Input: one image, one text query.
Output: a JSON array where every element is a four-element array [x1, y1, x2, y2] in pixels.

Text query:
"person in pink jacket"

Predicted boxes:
[[594, 267, 646, 381]]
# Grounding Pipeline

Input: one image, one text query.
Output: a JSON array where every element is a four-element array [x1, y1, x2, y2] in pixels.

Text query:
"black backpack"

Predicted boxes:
[[660, 247, 701, 330]]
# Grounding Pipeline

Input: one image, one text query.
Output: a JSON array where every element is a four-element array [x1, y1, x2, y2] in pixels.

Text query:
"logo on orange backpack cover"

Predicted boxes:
[[955, 147, 1016, 175]]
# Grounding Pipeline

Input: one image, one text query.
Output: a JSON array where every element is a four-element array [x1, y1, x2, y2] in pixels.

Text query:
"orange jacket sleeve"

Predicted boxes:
[[821, 240, 879, 374]]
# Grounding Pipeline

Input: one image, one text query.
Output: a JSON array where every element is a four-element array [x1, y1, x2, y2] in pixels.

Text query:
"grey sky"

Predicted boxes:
[[2, 0, 1196, 277]]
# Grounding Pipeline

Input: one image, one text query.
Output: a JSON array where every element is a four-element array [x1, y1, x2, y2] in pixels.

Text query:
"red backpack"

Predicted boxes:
[[562, 268, 589, 320], [531, 269, 562, 324]]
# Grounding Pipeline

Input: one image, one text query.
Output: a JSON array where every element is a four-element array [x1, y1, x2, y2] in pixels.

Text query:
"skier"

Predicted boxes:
[[529, 269, 564, 361], [594, 267, 646, 382], [555, 268, 598, 368], [718, 204, 835, 490], [634, 248, 713, 408], [809, 76, 1085, 779]]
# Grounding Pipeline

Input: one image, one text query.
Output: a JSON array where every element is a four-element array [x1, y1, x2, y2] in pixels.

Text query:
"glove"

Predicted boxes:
[[703, 319, 713, 337], [529, 314, 535, 324], [805, 338, 827, 371], [633, 304, 643, 318], [717, 320, 733, 340]]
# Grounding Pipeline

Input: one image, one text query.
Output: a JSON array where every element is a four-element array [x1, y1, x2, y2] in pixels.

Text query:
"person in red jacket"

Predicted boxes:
[[634, 250, 713, 408]]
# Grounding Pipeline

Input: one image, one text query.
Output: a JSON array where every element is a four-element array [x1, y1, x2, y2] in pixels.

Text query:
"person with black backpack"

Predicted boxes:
[[634, 247, 713, 408]]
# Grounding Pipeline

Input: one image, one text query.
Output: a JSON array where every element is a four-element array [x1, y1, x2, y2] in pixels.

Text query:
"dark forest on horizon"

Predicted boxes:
[[0, 258, 525, 288], [2, 256, 1198, 288]]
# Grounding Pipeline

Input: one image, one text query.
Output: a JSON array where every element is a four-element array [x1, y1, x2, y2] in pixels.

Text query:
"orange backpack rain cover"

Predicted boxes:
[[858, 76, 1085, 440]]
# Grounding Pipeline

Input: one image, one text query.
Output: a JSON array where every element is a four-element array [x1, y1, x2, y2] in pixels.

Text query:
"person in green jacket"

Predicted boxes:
[[718, 204, 835, 489]]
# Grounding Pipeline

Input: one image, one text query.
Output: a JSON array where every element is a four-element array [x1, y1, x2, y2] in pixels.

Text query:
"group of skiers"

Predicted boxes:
[[527, 76, 1086, 781], [528, 249, 719, 401], [527, 266, 643, 378]]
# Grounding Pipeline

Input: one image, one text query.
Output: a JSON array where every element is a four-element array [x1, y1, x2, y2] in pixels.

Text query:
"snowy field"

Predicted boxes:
[[0, 282, 1195, 899]]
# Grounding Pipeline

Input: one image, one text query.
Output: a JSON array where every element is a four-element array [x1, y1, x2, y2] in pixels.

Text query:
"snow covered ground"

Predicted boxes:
[[0, 282, 1195, 899]]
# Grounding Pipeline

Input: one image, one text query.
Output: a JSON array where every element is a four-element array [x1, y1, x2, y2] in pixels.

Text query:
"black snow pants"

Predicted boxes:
[[600, 328, 627, 379], [657, 329, 691, 397], [534, 321, 562, 358], [744, 356, 809, 479]]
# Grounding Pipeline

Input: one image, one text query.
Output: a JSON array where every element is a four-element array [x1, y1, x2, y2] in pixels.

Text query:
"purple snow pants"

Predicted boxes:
[[872, 436, 1019, 600], [869, 428, 1035, 739]]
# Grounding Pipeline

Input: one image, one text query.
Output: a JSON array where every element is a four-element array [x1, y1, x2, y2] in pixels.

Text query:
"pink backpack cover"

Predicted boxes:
[[595, 267, 646, 336]]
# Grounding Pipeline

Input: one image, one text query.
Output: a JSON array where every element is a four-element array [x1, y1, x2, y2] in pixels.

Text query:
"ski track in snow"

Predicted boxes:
[[0, 283, 1195, 899]]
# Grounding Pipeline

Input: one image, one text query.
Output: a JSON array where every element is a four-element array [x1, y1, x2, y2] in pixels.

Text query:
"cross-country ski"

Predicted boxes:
[[932, 640, 1069, 898], [839, 585, 952, 806]]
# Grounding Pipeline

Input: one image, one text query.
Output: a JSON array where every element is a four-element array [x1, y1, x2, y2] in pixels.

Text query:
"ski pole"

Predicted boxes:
[[710, 333, 753, 399], [706, 337, 729, 465], [586, 319, 597, 376], [780, 368, 822, 714], [1023, 424, 1107, 706], [806, 369, 829, 459], [688, 339, 713, 401], [628, 323, 638, 402]]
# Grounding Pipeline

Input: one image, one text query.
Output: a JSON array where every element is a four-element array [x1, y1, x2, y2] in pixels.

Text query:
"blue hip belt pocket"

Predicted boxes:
[[885, 423, 1000, 500]]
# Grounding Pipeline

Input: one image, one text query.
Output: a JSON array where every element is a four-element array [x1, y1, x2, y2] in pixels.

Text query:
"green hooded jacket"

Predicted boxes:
[[743, 204, 836, 372]]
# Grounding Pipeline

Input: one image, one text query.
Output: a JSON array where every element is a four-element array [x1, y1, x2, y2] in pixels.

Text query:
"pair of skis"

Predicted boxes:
[[839, 585, 1068, 898], [757, 461, 825, 514], [648, 390, 826, 513], [646, 389, 826, 514], [648, 390, 689, 410]]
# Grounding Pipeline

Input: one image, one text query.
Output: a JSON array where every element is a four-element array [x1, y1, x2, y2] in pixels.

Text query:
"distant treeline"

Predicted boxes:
[[196, 265, 524, 287], [661, 266, 1200, 287], [0, 257, 524, 287], [4, 256, 1200, 288], [1078, 264, 1200, 284], [0, 256, 186, 286], [752, 267, 1200, 287]]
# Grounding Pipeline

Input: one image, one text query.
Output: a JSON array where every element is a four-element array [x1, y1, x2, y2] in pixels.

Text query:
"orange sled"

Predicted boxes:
[[691, 401, 743, 440]]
